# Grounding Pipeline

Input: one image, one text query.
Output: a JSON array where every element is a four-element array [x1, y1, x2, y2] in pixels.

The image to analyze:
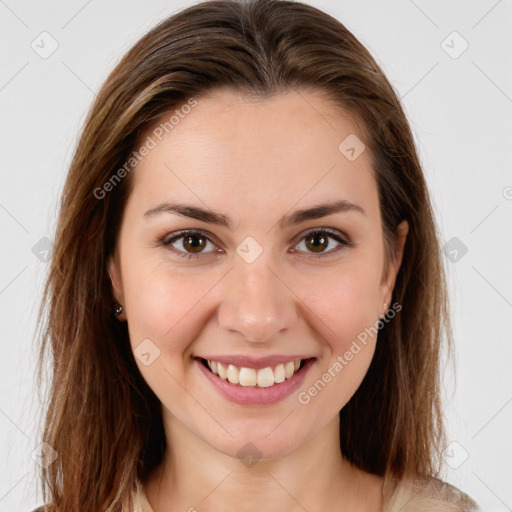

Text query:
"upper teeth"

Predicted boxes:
[[206, 359, 302, 388]]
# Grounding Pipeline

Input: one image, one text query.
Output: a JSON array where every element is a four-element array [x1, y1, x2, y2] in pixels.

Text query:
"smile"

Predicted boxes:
[[195, 356, 316, 405], [202, 358, 303, 388]]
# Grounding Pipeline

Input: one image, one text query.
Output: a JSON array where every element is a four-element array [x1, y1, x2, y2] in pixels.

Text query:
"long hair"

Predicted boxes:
[[35, 1, 451, 510]]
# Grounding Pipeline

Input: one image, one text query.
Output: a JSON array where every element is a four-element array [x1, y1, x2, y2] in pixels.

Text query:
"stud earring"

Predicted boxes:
[[112, 302, 126, 321]]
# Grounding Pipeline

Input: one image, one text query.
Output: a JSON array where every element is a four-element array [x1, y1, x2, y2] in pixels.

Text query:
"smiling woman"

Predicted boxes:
[[33, 1, 482, 512]]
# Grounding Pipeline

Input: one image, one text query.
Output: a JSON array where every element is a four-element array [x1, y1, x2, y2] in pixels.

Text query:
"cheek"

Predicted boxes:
[[121, 262, 222, 410], [121, 255, 219, 355], [294, 263, 382, 411], [305, 264, 382, 349]]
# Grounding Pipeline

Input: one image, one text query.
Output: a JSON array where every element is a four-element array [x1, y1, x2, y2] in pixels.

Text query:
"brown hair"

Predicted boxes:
[[35, 0, 451, 510]]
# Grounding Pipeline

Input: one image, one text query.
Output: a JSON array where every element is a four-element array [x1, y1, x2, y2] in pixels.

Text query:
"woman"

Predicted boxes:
[[33, 0, 482, 510]]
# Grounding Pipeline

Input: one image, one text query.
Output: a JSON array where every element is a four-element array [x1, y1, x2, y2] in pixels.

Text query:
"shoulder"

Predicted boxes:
[[383, 476, 483, 512]]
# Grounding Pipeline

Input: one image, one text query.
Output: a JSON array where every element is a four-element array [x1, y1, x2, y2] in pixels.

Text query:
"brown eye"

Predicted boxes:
[[304, 233, 329, 253], [293, 229, 350, 257], [182, 234, 207, 253], [162, 230, 218, 259]]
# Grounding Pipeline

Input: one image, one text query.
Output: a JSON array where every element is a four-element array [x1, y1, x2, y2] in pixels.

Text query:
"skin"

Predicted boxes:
[[109, 88, 408, 512]]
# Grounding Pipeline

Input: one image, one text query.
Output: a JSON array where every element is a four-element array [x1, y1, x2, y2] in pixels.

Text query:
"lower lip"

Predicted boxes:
[[195, 357, 316, 406]]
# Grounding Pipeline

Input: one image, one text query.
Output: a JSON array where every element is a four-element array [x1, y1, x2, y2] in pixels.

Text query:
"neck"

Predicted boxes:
[[144, 415, 383, 512]]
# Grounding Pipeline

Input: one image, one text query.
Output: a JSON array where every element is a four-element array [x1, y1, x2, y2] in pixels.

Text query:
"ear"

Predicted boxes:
[[380, 220, 409, 309], [108, 251, 125, 306]]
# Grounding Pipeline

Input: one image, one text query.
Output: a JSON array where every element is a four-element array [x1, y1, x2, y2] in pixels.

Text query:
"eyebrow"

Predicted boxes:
[[143, 199, 365, 230]]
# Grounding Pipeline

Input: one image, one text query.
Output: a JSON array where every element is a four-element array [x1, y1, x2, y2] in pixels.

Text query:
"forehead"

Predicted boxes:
[[128, 89, 379, 223]]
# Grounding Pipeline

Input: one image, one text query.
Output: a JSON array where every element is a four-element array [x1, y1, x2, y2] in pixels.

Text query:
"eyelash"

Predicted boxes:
[[159, 228, 352, 260]]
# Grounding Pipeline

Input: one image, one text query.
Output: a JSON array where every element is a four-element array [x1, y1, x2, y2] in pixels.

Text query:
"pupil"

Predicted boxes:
[[306, 234, 327, 252], [184, 235, 206, 253]]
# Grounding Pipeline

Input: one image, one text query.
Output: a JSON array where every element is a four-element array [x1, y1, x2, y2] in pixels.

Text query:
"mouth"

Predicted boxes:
[[199, 357, 309, 388], [194, 355, 316, 405]]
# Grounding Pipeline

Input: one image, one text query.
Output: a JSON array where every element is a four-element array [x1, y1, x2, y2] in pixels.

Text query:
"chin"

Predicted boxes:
[[198, 418, 309, 464]]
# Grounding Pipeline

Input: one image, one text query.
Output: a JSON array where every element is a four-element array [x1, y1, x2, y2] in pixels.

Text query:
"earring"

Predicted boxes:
[[113, 302, 125, 321]]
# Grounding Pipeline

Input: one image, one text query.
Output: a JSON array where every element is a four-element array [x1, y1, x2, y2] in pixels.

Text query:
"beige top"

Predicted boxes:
[[132, 475, 483, 512]]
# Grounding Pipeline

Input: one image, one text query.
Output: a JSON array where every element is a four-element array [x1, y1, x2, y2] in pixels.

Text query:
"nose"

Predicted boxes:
[[217, 258, 299, 342]]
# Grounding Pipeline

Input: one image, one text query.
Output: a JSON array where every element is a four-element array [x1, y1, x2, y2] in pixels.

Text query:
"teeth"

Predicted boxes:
[[226, 364, 239, 384], [274, 364, 285, 383], [284, 361, 295, 379], [204, 358, 304, 388], [217, 362, 227, 380], [239, 367, 257, 386], [257, 367, 274, 388]]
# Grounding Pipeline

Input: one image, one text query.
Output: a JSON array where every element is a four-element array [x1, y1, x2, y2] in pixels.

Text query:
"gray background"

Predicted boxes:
[[1, 1, 511, 510]]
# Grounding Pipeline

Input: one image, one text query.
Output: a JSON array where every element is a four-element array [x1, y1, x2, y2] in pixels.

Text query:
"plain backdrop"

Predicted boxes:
[[1, 1, 511, 510]]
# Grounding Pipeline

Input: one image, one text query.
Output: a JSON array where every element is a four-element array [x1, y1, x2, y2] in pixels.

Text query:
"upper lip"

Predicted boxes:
[[196, 354, 315, 369]]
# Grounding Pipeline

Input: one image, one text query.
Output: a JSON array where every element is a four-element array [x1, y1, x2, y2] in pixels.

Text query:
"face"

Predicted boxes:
[[109, 88, 407, 461]]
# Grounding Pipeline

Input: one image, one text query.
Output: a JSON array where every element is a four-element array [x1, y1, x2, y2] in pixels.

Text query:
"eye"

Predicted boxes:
[[160, 227, 351, 260], [292, 228, 351, 258], [161, 230, 220, 259]]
